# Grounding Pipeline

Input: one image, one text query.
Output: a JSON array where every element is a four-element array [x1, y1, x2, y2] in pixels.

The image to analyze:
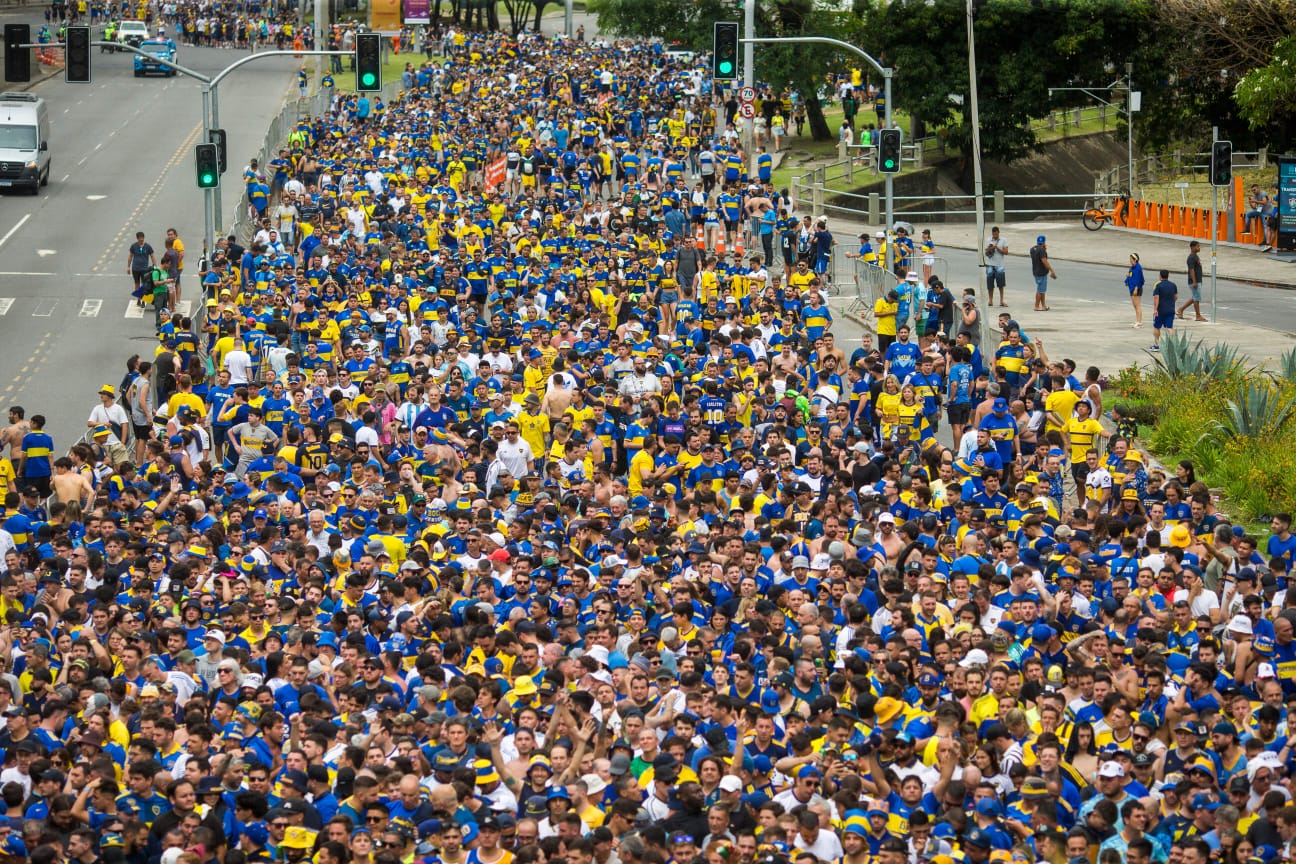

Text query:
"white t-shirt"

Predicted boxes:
[[223, 348, 253, 384], [88, 403, 130, 444], [1172, 587, 1221, 619]]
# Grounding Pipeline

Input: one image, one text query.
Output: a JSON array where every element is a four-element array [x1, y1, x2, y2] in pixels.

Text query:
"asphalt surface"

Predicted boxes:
[[931, 242, 1296, 338], [0, 21, 299, 444]]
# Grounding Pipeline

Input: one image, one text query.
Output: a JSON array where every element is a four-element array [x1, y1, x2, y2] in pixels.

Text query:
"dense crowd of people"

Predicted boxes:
[[0, 16, 1293, 864]]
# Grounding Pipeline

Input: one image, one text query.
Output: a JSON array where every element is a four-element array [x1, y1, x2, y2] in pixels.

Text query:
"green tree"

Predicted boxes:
[[851, 0, 1152, 163], [589, 0, 850, 141], [1235, 35, 1296, 137]]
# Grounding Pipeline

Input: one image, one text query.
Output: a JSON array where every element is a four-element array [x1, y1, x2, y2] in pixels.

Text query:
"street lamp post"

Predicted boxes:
[[740, 36, 894, 272], [966, 0, 985, 265], [70, 43, 352, 256], [1048, 66, 1137, 195]]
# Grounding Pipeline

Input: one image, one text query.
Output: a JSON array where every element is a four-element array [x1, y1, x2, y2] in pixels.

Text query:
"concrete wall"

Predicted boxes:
[[834, 131, 1130, 221]]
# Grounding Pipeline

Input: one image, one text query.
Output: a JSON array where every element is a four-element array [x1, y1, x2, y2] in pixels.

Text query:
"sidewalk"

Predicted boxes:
[[825, 212, 1296, 371], [915, 221, 1296, 289]]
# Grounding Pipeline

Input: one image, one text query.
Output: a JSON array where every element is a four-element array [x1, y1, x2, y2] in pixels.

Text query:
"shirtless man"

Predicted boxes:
[[52, 457, 93, 507], [540, 372, 574, 420], [1, 407, 29, 463]]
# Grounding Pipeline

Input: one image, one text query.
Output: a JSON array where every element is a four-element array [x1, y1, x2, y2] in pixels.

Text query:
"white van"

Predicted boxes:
[[0, 93, 51, 194]]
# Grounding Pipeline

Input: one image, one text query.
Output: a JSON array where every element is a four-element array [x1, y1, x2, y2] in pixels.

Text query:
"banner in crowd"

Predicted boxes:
[[485, 156, 507, 191]]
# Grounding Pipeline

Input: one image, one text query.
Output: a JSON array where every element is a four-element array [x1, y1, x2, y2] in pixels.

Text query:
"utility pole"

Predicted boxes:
[[1211, 125, 1219, 323], [315, 0, 326, 92], [966, 0, 985, 265], [741, 36, 893, 272], [1126, 61, 1135, 195], [564, 0, 573, 37]]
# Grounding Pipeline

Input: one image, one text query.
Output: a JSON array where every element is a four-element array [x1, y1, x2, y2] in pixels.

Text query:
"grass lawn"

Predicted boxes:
[[1136, 168, 1277, 209]]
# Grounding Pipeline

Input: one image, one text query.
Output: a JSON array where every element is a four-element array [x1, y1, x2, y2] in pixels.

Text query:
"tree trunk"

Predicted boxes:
[[533, 0, 550, 31], [488, 2, 500, 31], [806, 96, 832, 141]]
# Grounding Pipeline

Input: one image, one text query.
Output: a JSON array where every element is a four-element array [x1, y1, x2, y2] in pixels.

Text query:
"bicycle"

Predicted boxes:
[[1082, 194, 1129, 231]]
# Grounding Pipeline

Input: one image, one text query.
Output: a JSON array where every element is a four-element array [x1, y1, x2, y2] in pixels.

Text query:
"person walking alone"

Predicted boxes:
[[1125, 252, 1145, 328], [1177, 240, 1207, 322], [1029, 235, 1056, 312], [1150, 269, 1178, 352], [984, 226, 1007, 306]]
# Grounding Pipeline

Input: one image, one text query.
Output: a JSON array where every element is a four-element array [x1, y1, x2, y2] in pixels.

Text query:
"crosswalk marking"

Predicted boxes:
[[79, 299, 102, 318], [31, 299, 56, 317], [124, 300, 145, 319], [0, 298, 14, 316]]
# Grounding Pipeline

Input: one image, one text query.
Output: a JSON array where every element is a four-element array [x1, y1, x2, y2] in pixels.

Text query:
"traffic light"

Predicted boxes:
[[209, 128, 227, 174], [355, 32, 381, 92], [4, 25, 30, 83], [1210, 140, 1233, 187], [195, 143, 219, 189], [65, 25, 90, 83], [878, 128, 902, 173], [712, 21, 738, 82]]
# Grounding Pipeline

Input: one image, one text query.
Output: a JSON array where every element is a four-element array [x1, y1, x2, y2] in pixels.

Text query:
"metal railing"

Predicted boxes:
[[790, 177, 1098, 224], [1095, 148, 1269, 197], [228, 80, 404, 244], [841, 256, 993, 347]]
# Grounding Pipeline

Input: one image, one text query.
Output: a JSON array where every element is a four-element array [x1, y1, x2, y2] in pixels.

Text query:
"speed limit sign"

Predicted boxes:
[[739, 102, 756, 119], [738, 86, 756, 103]]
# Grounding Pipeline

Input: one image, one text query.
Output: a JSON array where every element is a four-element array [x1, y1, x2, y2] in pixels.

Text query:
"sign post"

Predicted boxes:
[[1278, 155, 1296, 253]]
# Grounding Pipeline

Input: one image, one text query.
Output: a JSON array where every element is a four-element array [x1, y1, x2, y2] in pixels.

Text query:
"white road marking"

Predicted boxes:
[[0, 272, 53, 277], [0, 299, 14, 316], [86, 195, 106, 201], [124, 301, 145, 319], [35, 249, 56, 258], [0, 214, 31, 250], [79, 299, 102, 317], [77, 157, 87, 165], [60, 174, 69, 182], [94, 142, 103, 151], [31, 299, 57, 317]]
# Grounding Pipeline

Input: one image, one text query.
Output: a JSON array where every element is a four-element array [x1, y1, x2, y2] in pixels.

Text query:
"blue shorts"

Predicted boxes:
[[1154, 312, 1175, 330], [1035, 274, 1049, 293]]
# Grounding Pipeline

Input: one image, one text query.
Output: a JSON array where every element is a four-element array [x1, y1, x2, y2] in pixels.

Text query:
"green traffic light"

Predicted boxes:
[[883, 159, 895, 169], [201, 174, 214, 184], [361, 73, 376, 87], [718, 61, 733, 74]]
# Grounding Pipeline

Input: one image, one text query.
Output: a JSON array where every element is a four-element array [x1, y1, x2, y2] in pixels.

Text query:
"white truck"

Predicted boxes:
[[0, 92, 51, 194]]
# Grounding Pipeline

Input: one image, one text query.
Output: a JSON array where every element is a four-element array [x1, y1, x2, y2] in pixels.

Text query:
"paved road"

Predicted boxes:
[[929, 243, 1296, 337], [0, 30, 298, 444]]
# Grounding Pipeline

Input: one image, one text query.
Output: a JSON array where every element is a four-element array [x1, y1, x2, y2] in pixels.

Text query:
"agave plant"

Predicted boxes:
[[1275, 347, 1296, 384], [1202, 381, 1296, 443], [1148, 333, 1206, 378], [1200, 342, 1249, 383]]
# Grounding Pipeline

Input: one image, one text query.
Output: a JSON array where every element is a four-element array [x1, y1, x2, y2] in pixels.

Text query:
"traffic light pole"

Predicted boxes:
[[742, 0, 754, 154], [28, 43, 353, 256], [741, 36, 894, 273]]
